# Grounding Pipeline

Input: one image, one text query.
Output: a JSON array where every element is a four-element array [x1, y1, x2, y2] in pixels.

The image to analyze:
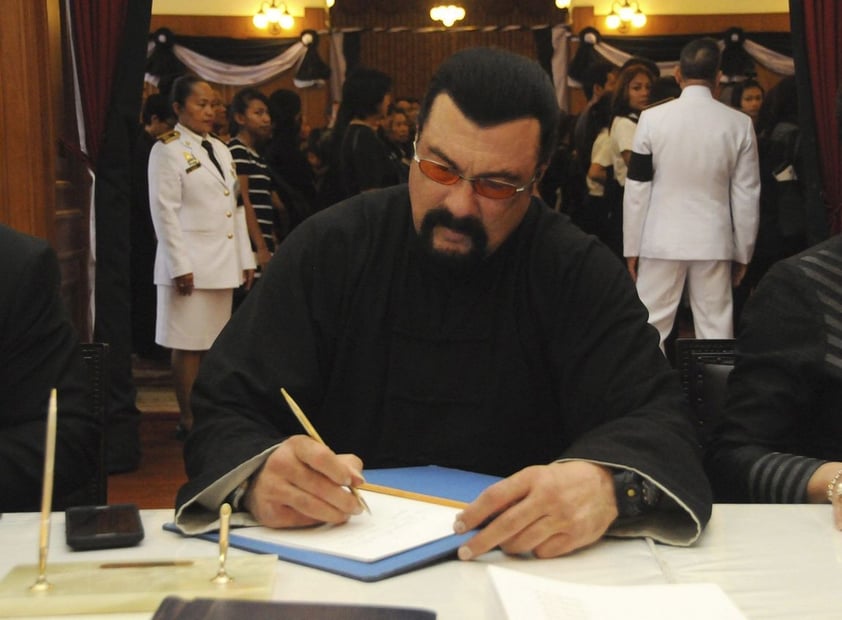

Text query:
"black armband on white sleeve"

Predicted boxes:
[[627, 152, 654, 182]]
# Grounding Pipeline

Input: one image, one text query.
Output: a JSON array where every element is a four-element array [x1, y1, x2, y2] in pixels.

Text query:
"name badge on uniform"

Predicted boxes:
[[184, 151, 201, 173]]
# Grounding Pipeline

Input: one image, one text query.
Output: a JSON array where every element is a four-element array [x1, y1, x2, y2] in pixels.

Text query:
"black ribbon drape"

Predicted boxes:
[[533, 26, 554, 79], [296, 30, 331, 85]]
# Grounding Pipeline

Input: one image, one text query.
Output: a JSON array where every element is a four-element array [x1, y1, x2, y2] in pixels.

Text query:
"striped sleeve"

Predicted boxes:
[[747, 452, 824, 502]]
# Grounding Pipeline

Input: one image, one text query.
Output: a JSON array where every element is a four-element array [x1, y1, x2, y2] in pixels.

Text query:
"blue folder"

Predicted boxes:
[[164, 466, 500, 582]]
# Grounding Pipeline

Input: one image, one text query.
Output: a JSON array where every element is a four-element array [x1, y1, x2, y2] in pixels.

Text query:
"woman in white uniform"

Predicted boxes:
[[148, 75, 255, 438]]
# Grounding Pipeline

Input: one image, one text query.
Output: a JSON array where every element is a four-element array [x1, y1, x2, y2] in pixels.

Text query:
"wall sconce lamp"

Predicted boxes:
[[555, 0, 572, 8], [430, 5, 466, 28], [253, 1, 295, 33], [605, 1, 647, 32], [325, 0, 335, 7]]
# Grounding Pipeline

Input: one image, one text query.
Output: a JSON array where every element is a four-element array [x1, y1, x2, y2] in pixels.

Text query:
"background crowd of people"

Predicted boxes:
[[126, 52, 810, 443], [131, 69, 427, 439]]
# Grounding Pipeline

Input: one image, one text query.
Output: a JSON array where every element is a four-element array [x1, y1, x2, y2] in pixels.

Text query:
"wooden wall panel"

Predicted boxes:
[[357, 29, 540, 102], [0, 0, 92, 336], [575, 11, 791, 35], [0, 0, 89, 335], [0, 1, 55, 238], [332, 0, 565, 29]]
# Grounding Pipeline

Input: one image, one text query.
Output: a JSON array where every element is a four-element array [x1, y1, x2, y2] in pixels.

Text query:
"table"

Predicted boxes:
[[2, 505, 842, 619]]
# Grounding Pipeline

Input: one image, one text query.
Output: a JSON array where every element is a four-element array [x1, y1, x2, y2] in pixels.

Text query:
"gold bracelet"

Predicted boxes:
[[826, 468, 842, 503]]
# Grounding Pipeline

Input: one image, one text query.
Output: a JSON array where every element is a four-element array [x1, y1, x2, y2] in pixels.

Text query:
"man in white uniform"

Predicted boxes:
[[623, 38, 760, 348]]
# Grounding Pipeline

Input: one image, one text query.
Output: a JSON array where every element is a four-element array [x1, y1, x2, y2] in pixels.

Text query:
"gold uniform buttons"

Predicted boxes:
[[224, 189, 231, 196], [227, 233, 234, 239], [225, 211, 232, 218]]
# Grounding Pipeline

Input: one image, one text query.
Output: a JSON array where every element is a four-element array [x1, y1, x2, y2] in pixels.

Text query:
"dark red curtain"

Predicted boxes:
[[68, 0, 153, 472], [797, 0, 842, 232], [68, 0, 129, 167]]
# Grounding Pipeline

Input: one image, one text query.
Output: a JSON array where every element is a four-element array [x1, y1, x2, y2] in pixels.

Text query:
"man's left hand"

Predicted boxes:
[[452, 461, 618, 560], [243, 269, 256, 291], [732, 262, 748, 287]]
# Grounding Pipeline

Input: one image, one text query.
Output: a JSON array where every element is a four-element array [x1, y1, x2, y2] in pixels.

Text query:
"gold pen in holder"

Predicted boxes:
[[280, 388, 371, 515], [31, 388, 57, 592], [211, 503, 233, 584]]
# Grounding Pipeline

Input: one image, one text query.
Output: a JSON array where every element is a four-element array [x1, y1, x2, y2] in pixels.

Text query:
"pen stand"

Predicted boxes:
[[0, 555, 277, 617]]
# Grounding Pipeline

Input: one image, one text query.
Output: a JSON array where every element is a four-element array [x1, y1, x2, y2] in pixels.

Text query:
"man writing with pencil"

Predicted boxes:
[[175, 48, 712, 558]]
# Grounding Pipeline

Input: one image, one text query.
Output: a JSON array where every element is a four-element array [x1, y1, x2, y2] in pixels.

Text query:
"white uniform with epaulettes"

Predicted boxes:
[[148, 122, 255, 350], [623, 86, 760, 346]]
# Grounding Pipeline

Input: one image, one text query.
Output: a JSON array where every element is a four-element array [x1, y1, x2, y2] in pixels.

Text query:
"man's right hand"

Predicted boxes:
[[243, 435, 366, 528], [174, 273, 194, 296], [732, 262, 748, 287], [626, 256, 639, 282]]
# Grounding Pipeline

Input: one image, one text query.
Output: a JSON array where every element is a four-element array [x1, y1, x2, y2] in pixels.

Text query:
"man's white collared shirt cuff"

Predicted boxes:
[[174, 443, 281, 535]]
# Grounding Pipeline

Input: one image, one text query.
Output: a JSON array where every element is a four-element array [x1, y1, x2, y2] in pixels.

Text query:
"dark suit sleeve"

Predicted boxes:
[[0, 235, 98, 511], [542, 233, 711, 542]]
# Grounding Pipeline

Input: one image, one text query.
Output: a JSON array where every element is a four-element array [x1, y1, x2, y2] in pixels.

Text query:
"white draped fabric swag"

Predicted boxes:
[[569, 34, 794, 88], [171, 42, 307, 87]]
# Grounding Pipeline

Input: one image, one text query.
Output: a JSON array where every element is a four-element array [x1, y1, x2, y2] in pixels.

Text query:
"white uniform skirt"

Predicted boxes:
[[155, 286, 233, 351]]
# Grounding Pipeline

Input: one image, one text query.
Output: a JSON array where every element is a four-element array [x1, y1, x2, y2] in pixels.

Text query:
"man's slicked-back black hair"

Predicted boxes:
[[680, 38, 721, 82], [142, 93, 173, 125], [417, 47, 560, 165], [582, 61, 617, 101], [340, 67, 392, 120]]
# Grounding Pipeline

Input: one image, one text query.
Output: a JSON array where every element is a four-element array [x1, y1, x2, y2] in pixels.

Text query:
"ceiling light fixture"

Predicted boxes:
[[605, 1, 647, 32], [253, 1, 295, 34], [430, 5, 466, 28]]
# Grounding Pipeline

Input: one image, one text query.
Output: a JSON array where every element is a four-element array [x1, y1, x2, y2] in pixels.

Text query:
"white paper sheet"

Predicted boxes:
[[488, 565, 747, 620], [230, 490, 462, 562]]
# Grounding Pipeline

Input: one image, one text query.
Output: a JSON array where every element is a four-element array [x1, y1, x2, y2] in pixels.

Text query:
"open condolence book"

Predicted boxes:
[[165, 466, 500, 582]]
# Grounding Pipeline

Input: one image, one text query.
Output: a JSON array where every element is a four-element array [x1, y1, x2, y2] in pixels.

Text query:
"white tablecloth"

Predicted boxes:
[[1, 505, 841, 619]]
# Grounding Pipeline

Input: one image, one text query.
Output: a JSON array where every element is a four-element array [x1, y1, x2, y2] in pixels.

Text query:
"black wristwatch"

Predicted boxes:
[[613, 470, 661, 518]]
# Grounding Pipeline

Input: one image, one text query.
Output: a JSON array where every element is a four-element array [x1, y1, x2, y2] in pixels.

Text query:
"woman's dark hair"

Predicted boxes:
[[268, 89, 303, 144], [169, 75, 206, 111], [417, 47, 560, 165], [611, 63, 656, 121], [306, 127, 331, 166], [228, 87, 270, 136], [582, 61, 616, 101], [650, 76, 681, 104], [756, 76, 798, 137], [329, 67, 392, 158], [338, 67, 392, 123], [142, 93, 172, 126], [586, 92, 613, 148], [620, 56, 659, 81], [730, 79, 764, 110]]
